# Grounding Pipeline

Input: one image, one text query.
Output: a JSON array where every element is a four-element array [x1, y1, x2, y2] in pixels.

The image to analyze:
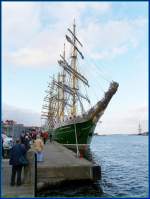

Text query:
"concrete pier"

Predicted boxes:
[[36, 141, 101, 190], [2, 150, 35, 197], [2, 141, 101, 197]]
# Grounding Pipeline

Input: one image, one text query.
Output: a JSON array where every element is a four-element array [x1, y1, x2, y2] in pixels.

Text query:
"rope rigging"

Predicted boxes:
[[41, 21, 116, 129]]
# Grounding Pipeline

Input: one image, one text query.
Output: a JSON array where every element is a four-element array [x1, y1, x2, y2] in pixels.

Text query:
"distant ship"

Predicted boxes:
[[138, 122, 142, 135], [41, 21, 119, 147], [138, 122, 148, 136]]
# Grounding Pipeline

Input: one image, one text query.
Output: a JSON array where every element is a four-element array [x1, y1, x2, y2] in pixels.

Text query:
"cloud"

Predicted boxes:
[[90, 45, 128, 60], [4, 15, 147, 68], [44, 2, 111, 21], [96, 105, 148, 134], [2, 2, 113, 68], [2, 104, 41, 126], [6, 47, 53, 68], [2, 2, 42, 51], [80, 17, 147, 60], [3, 2, 147, 69], [124, 106, 148, 123]]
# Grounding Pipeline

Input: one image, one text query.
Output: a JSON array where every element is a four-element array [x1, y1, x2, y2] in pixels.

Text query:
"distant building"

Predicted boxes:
[[2, 120, 25, 140]]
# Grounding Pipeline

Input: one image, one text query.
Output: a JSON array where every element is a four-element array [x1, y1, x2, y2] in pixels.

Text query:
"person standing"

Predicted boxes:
[[20, 131, 25, 144], [24, 135, 30, 151], [9, 139, 26, 186], [49, 132, 52, 143], [33, 135, 44, 162], [43, 131, 48, 144]]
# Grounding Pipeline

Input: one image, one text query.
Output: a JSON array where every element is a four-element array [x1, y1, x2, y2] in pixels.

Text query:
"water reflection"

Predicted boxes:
[[38, 179, 103, 197]]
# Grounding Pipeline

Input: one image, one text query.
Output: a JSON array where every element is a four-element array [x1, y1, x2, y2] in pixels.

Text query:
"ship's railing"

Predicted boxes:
[[53, 114, 89, 129]]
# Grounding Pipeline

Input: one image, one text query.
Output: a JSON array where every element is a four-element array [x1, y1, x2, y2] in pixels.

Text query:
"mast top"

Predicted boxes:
[[63, 43, 65, 58], [138, 122, 142, 134], [66, 21, 84, 59], [73, 18, 76, 27]]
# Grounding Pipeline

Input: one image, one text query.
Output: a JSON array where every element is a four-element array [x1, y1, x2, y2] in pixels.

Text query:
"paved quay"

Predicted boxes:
[[37, 141, 97, 186], [2, 141, 101, 197], [2, 154, 35, 198]]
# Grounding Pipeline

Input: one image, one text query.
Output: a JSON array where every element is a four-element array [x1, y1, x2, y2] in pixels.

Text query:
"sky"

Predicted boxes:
[[2, 2, 148, 134]]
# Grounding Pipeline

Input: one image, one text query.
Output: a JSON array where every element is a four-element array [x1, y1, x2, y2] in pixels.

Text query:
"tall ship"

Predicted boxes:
[[41, 21, 119, 147]]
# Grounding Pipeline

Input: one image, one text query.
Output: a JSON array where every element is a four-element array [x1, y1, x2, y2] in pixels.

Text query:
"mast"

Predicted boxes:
[[42, 20, 90, 128], [138, 122, 142, 134], [41, 75, 56, 129], [61, 43, 65, 120], [57, 73, 61, 121], [71, 20, 77, 116], [63, 20, 89, 115]]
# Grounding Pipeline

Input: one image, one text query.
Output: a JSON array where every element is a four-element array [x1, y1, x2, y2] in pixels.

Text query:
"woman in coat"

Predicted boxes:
[[33, 134, 44, 162]]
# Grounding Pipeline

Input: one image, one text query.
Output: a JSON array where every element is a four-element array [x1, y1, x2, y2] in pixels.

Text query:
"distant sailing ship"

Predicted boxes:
[[41, 21, 119, 146], [138, 122, 142, 135]]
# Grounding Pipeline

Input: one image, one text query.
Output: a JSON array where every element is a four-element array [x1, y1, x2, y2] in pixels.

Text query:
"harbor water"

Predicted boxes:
[[38, 135, 148, 198]]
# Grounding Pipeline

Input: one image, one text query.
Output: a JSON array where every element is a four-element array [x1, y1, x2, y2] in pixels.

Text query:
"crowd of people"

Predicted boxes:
[[6, 129, 51, 186], [20, 129, 49, 149]]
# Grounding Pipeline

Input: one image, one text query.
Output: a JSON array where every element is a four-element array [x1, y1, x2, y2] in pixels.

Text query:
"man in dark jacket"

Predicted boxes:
[[9, 138, 26, 186], [20, 131, 25, 144], [24, 135, 30, 151]]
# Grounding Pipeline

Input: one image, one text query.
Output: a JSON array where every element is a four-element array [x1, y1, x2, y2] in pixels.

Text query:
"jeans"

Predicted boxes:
[[11, 165, 22, 185]]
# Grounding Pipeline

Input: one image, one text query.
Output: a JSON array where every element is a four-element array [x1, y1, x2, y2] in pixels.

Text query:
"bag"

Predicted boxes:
[[19, 155, 29, 166]]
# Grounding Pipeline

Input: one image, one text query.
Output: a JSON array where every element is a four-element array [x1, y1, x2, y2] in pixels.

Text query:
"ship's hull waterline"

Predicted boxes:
[[52, 119, 96, 145], [51, 81, 119, 146]]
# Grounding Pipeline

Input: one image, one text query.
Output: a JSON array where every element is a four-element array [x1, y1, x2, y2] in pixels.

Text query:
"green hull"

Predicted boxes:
[[52, 119, 96, 145], [50, 82, 119, 145]]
